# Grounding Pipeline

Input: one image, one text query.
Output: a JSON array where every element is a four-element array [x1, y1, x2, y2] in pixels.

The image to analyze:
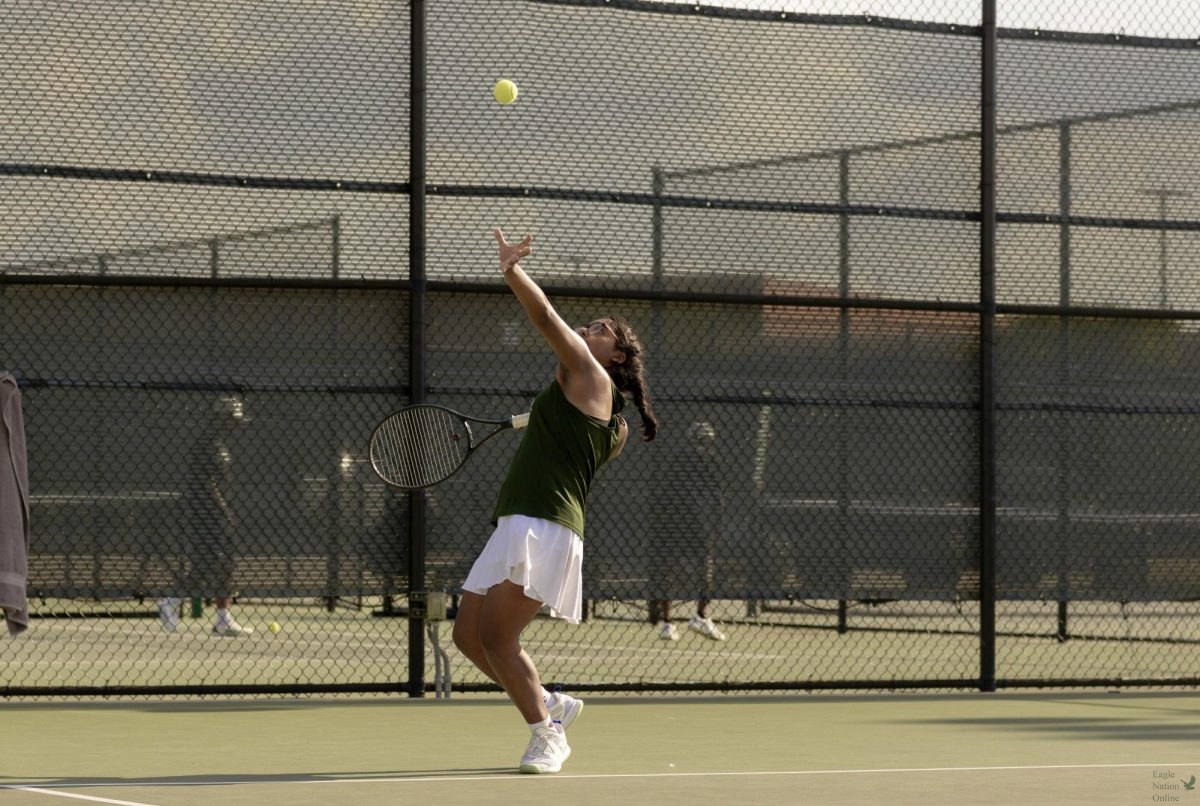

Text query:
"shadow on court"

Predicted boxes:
[[2, 693, 1198, 805], [903, 716, 1200, 742]]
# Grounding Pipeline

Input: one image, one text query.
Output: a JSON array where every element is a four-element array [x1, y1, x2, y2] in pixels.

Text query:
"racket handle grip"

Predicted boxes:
[[511, 412, 531, 430]]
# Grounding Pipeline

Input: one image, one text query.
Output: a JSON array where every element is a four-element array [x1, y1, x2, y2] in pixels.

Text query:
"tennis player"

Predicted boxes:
[[452, 228, 658, 774], [158, 393, 252, 637]]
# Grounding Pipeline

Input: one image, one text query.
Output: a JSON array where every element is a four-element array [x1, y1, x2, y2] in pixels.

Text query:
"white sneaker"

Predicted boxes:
[[212, 619, 253, 637], [658, 621, 679, 641], [688, 615, 726, 641], [519, 724, 571, 774], [157, 598, 180, 633], [546, 691, 584, 730]]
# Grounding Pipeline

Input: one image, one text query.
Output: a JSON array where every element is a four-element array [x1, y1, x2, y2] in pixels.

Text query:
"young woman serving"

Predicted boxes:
[[452, 228, 658, 774]]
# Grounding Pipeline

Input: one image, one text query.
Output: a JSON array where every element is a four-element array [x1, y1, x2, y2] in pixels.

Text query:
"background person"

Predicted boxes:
[[158, 393, 252, 637], [649, 419, 726, 641]]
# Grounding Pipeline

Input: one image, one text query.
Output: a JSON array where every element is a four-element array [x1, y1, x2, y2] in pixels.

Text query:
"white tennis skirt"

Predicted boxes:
[[462, 515, 584, 624]]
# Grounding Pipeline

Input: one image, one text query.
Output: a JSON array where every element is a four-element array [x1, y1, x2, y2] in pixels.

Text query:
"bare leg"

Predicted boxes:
[[696, 599, 709, 619], [477, 581, 549, 725], [453, 591, 502, 685], [658, 600, 671, 621]]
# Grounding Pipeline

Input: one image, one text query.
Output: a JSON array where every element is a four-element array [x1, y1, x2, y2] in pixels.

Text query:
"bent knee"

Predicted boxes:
[[478, 629, 520, 659], [452, 621, 476, 655]]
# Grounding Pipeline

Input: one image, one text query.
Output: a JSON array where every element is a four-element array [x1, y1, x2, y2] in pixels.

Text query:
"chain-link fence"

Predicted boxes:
[[3, 0, 1200, 697]]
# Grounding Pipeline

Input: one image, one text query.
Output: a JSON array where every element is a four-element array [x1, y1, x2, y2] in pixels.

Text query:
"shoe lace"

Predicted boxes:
[[527, 729, 560, 759]]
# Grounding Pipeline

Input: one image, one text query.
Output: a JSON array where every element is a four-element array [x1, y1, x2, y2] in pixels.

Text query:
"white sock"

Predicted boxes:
[[215, 608, 231, 625], [528, 716, 554, 733]]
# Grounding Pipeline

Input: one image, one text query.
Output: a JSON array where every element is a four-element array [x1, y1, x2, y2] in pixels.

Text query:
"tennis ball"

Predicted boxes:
[[492, 79, 519, 105], [268, 621, 281, 634]]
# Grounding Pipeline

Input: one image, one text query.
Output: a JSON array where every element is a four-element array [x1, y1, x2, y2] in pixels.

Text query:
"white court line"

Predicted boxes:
[[8, 762, 1198, 792], [6, 788, 159, 806], [298, 762, 1200, 784]]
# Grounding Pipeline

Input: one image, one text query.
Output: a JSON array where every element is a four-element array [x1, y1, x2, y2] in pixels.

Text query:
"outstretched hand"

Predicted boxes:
[[493, 228, 533, 273]]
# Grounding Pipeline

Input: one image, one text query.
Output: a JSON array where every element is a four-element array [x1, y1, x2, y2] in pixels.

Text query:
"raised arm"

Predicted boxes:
[[493, 228, 615, 418]]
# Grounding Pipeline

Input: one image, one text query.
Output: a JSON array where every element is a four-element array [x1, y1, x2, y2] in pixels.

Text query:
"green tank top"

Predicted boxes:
[[492, 379, 628, 539]]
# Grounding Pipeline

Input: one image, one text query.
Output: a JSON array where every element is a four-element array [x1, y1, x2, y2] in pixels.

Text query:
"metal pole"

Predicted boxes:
[[407, 0, 428, 698], [1159, 196, 1168, 308], [650, 165, 665, 339], [1139, 188, 1191, 309], [1056, 122, 1072, 639], [837, 151, 851, 616], [978, 0, 998, 693], [331, 214, 341, 279], [648, 165, 664, 625]]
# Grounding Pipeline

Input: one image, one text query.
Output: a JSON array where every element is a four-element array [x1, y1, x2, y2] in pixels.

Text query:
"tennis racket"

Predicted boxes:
[[368, 404, 531, 489]]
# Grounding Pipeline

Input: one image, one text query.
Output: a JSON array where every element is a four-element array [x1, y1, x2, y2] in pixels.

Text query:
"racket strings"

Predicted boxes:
[[372, 407, 470, 488]]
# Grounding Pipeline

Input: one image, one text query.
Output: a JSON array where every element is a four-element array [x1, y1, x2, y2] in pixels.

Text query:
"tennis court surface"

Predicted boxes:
[[2, 692, 1197, 805]]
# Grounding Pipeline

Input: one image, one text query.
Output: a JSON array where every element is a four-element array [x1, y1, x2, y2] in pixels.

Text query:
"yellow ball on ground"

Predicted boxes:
[[268, 621, 281, 634], [493, 79, 519, 105]]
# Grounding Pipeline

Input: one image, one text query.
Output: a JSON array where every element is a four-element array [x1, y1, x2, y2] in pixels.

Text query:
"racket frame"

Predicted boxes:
[[368, 404, 529, 489]]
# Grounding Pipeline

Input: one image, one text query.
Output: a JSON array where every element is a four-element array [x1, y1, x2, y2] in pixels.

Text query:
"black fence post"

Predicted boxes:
[[331, 214, 341, 279], [407, 0, 428, 699], [1056, 122, 1073, 632], [979, 0, 998, 692], [837, 151, 851, 624]]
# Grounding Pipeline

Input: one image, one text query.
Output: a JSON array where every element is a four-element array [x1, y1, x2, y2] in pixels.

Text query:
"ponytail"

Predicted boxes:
[[607, 315, 658, 442]]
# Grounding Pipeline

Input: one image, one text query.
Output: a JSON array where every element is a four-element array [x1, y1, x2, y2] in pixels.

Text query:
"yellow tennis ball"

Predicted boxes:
[[493, 79, 518, 105], [268, 621, 281, 634]]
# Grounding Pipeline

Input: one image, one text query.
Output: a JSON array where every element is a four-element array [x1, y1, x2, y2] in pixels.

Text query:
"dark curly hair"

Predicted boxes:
[[604, 314, 658, 442]]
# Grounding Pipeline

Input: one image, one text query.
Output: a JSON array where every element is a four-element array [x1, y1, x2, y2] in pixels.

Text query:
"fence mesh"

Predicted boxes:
[[3, 0, 1200, 697]]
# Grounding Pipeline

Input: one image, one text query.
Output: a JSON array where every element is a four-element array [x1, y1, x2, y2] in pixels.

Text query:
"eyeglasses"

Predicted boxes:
[[583, 321, 617, 338]]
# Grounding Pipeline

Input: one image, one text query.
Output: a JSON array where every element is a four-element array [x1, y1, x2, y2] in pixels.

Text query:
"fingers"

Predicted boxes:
[[514, 233, 534, 259], [492, 228, 534, 247], [494, 229, 534, 271]]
